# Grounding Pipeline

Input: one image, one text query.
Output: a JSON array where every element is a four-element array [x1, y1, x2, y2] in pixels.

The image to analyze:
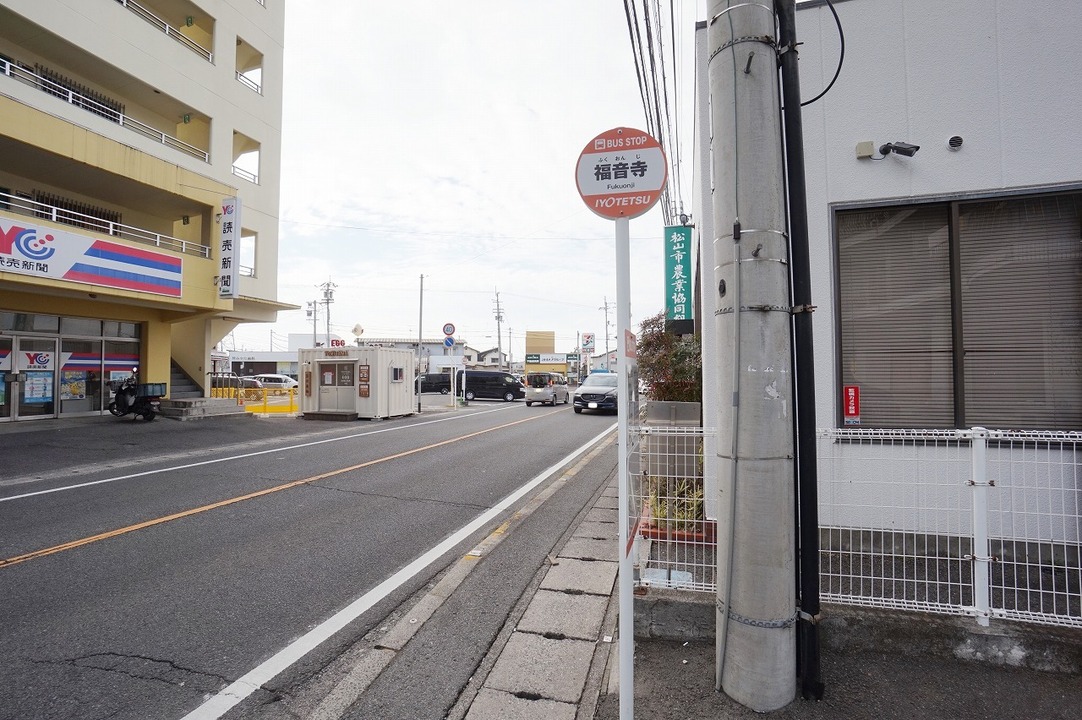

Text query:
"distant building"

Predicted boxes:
[[228, 334, 484, 377]]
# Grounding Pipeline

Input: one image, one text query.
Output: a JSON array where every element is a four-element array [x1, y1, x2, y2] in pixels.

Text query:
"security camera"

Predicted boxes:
[[879, 142, 920, 157]]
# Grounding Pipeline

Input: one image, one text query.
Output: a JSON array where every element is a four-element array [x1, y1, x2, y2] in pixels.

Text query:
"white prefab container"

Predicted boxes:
[[298, 346, 417, 420]]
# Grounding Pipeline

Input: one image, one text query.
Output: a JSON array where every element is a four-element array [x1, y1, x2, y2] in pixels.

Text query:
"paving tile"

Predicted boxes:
[[583, 507, 617, 524], [484, 632, 595, 704], [540, 558, 618, 596], [592, 495, 620, 509], [560, 536, 619, 562], [465, 688, 576, 720], [516, 589, 609, 641], [574, 520, 618, 540]]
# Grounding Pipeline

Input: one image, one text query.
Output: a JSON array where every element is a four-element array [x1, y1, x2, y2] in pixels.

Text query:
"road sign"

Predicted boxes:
[[443, 336, 455, 348], [442, 323, 456, 336], [575, 127, 667, 220]]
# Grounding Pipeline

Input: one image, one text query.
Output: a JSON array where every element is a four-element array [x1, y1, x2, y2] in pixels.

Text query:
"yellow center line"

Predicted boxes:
[[1, 410, 560, 570]]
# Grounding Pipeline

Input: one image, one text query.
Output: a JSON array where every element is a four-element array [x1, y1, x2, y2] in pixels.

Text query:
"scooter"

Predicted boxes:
[[108, 368, 161, 421]]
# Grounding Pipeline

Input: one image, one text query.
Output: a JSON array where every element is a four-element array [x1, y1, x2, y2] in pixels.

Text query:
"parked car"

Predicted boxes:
[[212, 374, 263, 389], [455, 369, 525, 402], [525, 372, 570, 406], [416, 373, 452, 394], [250, 373, 298, 389], [573, 372, 619, 414]]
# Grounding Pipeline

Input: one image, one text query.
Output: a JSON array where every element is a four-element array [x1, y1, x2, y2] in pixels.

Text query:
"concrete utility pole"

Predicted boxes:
[[599, 297, 613, 370], [320, 279, 337, 346], [708, 0, 796, 712], [493, 290, 504, 370]]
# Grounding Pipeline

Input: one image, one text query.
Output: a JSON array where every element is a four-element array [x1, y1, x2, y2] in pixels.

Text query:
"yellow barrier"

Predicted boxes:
[[243, 387, 299, 414]]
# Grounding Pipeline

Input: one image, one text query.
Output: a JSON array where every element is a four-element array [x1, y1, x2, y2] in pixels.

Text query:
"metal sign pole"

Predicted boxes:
[[615, 215, 634, 720], [575, 126, 667, 720]]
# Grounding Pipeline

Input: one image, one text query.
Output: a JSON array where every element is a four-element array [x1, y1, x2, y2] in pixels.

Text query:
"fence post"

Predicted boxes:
[[969, 427, 991, 627]]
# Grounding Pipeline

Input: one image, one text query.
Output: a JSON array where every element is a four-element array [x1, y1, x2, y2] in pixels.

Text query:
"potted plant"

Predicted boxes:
[[636, 310, 702, 419]]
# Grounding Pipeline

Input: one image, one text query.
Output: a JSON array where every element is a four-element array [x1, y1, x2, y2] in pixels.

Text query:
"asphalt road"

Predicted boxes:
[[0, 402, 617, 720]]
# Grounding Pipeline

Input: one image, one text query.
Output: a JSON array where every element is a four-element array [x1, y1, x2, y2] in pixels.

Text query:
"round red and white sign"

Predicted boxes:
[[575, 127, 667, 220]]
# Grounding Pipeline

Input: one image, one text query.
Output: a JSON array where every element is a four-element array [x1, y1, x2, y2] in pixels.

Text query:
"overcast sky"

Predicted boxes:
[[230, 1, 702, 362]]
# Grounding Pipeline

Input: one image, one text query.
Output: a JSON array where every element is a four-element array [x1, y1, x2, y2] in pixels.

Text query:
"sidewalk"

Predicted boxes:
[[445, 442, 1082, 720]]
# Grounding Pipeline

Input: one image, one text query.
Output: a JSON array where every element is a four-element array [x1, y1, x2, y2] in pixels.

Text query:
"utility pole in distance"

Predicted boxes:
[[599, 297, 613, 370], [319, 279, 337, 346], [709, 0, 796, 712], [493, 290, 504, 370]]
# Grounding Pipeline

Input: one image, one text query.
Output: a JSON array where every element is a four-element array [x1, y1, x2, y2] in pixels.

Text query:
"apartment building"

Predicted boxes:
[[0, 0, 289, 421]]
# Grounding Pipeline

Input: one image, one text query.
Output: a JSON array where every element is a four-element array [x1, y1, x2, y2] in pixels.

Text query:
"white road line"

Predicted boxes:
[[179, 424, 616, 720], [0, 406, 514, 503]]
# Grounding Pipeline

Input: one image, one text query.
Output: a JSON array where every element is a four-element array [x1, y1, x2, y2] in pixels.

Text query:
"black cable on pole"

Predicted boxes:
[[777, 0, 825, 702], [799, 0, 844, 108]]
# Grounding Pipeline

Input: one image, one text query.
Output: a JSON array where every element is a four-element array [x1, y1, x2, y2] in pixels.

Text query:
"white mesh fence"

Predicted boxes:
[[626, 425, 1082, 628], [631, 426, 716, 592]]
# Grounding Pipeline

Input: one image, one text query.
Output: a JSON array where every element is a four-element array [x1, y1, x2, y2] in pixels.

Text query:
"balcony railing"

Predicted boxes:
[[114, 0, 213, 62], [0, 57, 209, 163], [1, 190, 210, 258], [232, 165, 259, 184], [236, 71, 262, 95]]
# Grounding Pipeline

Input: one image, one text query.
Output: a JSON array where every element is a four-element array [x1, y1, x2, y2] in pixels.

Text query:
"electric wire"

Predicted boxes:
[[799, 0, 844, 108]]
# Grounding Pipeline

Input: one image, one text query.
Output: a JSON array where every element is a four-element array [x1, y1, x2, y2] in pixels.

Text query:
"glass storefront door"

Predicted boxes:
[[61, 339, 103, 415], [15, 337, 58, 419], [0, 336, 11, 421]]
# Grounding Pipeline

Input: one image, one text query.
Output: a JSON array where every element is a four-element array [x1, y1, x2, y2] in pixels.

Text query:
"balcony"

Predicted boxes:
[[114, 0, 213, 63], [1, 190, 210, 258], [0, 57, 209, 163]]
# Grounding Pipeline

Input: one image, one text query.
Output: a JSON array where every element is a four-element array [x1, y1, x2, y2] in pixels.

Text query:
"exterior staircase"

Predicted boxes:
[[169, 361, 203, 399], [160, 361, 247, 420]]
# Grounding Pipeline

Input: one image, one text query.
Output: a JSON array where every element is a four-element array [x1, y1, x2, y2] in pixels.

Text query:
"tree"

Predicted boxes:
[[637, 310, 702, 403]]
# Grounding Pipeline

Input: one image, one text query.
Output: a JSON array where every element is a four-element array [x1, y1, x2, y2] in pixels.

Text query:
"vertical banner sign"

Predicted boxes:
[[843, 385, 861, 425], [664, 225, 693, 322], [218, 196, 241, 299]]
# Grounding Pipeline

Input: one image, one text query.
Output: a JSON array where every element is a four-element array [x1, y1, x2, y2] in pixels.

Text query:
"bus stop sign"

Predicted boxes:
[[575, 127, 667, 220]]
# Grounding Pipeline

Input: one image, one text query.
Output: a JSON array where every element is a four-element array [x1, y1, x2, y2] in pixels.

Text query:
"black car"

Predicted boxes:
[[455, 369, 525, 402], [573, 373, 618, 414], [416, 373, 451, 394]]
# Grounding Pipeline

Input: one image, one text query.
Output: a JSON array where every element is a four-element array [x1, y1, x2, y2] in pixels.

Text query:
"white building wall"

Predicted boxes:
[[3, 0, 284, 304], [795, 0, 1082, 431]]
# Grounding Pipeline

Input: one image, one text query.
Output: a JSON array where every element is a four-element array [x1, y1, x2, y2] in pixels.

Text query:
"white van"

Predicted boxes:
[[525, 372, 569, 406]]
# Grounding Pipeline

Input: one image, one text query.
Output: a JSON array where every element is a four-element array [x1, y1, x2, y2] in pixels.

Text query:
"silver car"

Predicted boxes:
[[524, 372, 570, 406]]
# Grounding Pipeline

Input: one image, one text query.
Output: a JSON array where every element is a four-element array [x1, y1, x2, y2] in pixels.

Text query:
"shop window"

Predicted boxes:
[[392, 367, 405, 382], [836, 191, 1082, 430], [103, 321, 140, 339], [61, 317, 103, 336], [1, 312, 59, 333]]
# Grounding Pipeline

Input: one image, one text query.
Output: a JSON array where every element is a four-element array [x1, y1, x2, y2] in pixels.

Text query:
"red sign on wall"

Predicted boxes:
[[843, 385, 860, 425]]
